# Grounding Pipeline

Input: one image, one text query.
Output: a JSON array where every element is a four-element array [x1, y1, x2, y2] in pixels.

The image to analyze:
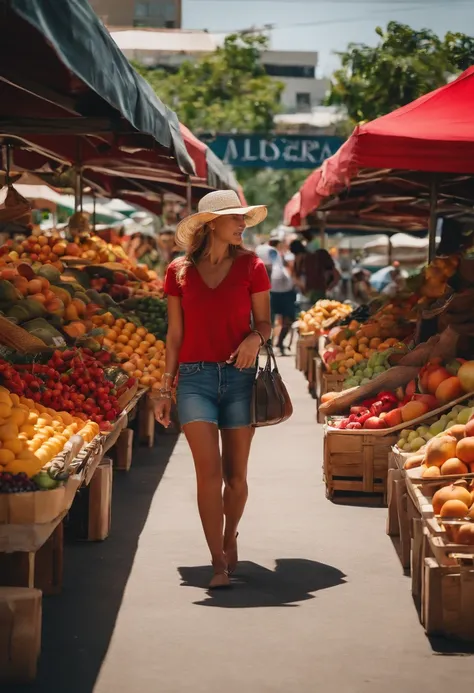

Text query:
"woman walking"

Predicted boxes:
[[153, 190, 272, 589]]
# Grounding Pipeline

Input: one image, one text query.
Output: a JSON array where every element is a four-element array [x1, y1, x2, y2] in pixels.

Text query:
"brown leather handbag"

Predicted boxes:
[[251, 344, 293, 427]]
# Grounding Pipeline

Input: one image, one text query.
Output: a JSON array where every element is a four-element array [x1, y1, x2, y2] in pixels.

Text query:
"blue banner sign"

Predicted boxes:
[[205, 134, 344, 169]]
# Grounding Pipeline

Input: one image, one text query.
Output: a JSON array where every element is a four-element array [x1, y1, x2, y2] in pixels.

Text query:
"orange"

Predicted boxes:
[[122, 345, 134, 356], [0, 449, 14, 465], [145, 333, 156, 345], [115, 318, 126, 329], [137, 343, 149, 354], [117, 334, 129, 345], [3, 439, 24, 455], [9, 407, 27, 427], [128, 339, 140, 350], [124, 322, 137, 334], [133, 369, 143, 379], [122, 361, 135, 373], [107, 329, 119, 341], [150, 369, 162, 380], [0, 402, 12, 419], [155, 340, 165, 350], [136, 327, 147, 337], [140, 375, 152, 387], [116, 351, 130, 362], [9, 393, 20, 407], [0, 423, 19, 441]]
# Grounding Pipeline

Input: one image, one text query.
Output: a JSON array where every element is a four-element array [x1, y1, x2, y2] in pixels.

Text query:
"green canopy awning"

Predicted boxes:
[[2, 0, 194, 175]]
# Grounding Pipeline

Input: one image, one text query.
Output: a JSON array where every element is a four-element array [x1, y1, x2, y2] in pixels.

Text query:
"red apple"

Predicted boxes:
[[363, 416, 388, 430], [405, 379, 417, 398], [413, 393, 439, 410]]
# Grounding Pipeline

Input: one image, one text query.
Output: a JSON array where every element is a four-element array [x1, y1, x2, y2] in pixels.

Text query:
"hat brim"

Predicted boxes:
[[175, 204, 267, 249]]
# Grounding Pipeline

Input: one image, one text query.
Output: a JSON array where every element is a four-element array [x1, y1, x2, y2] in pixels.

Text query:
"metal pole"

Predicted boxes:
[[186, 176, 192, 215], [428, 175, 438, 262], [388, 234, 392, 265], [4, 144, 11, 186], [92, 192, 96, 231], [319, 213, 326, 250]]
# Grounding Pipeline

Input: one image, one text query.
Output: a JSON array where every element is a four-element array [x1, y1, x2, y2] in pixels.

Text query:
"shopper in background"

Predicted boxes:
[[255, 238, 277, 278], [156, 226, 182, 278], [269, 233, 296, 356], [154, 190, 271, 589], [296, 230, 341, 303]]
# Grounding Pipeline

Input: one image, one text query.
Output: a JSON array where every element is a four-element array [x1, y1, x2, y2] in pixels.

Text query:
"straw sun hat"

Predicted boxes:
[[175, 190, 267, 249]]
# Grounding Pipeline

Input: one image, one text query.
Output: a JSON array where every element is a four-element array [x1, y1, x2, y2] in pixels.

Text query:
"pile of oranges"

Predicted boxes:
[[94, 313, 166, 390]]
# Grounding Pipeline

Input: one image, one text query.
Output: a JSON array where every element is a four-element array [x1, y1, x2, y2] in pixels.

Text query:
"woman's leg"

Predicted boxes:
[[221, 426, 255, 570], [182, 421, 227, 577]]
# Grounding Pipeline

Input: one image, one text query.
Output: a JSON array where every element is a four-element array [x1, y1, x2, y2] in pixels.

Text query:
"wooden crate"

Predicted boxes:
[[323, 426, 398, 505], [66, 458, 112, 542], [422, 556, 474, 641], [0, 522, 63, 596], [317, 371, 346, 423]]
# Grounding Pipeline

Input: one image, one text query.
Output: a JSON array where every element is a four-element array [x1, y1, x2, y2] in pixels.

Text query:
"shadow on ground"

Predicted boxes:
[[16, 431, 179, 693], [179, 558, 347, 608]]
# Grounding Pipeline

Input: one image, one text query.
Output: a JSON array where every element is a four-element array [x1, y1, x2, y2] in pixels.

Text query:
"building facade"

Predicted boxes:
[[110, 28, 329, 114], [89, 0, 182, 29]]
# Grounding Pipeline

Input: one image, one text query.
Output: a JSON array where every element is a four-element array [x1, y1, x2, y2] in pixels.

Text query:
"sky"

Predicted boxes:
[[182, 0, 474, 76]]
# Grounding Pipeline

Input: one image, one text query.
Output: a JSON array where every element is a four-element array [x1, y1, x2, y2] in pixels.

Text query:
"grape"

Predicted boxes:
[[0, 472, 39, 493]]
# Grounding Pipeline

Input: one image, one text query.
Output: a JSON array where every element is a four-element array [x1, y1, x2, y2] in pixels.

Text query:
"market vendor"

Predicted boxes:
[[155, 226, 183, 277], [122, 227, 160, 271]]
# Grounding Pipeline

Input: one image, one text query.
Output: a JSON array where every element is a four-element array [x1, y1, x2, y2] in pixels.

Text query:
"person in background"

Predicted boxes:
[[255, 238, 277, 279], [269, 233, 296, 356], [296, 231, 341, 304], [381, 265, 405, 298], [156, 226, 182, 278], [352, 267, 372, 304], [123, 230, 160, 271]]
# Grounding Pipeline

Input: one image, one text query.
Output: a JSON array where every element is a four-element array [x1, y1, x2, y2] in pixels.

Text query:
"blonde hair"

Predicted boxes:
[[176, 223, 248, 284]]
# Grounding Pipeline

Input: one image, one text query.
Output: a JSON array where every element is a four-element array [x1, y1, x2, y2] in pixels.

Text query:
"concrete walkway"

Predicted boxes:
[[26, 358, 473, 693]]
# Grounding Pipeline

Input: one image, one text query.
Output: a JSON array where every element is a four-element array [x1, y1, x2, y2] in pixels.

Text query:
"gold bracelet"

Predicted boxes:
[[252, 329, 265, 346]]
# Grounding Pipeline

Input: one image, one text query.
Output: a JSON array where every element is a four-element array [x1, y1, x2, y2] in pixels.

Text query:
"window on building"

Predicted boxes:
[[296, 92, 312, 112], [264, 64, 315, 79], [134, 1, 178, 28]]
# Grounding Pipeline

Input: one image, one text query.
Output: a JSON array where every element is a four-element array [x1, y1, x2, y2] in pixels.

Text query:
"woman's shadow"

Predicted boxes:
[[178, 558, 346, 608]]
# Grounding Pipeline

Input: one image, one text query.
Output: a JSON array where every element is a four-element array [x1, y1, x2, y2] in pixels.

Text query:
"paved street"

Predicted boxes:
[[24, 357, 473, 693]]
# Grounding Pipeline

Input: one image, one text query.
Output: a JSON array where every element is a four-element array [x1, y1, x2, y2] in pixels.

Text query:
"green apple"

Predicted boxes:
[[410, 437, 426, 451], [429, 420, 445, 436], [457, 407, 473, 425], [417, 426, 429, 437]]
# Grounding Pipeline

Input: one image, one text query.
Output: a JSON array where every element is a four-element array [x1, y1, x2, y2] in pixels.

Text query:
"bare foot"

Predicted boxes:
[[224, 532, 239, 575], [209, 556, 230, 590]]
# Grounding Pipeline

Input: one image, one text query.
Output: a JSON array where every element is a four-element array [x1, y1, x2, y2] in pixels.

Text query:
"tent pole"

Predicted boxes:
[[92, 191, 96, 231], [186, 176, 192, 215], [388, 234, 392, 265], [319, 213, 326, 249], [428, 175, 438, 261]]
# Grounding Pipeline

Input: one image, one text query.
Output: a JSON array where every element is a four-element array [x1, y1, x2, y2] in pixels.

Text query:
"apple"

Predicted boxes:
[[413, 393, 439, 410], [405, 379, 417, 398], [363, 416, 388, 430]]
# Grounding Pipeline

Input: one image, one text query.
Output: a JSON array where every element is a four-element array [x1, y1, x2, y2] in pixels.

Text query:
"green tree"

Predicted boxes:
[[325, 22, 474, 124], [133, 33, 284, 134], [239, 168, 311, 235]]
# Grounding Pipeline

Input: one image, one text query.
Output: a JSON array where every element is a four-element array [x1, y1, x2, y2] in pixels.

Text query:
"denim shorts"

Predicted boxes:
[[177, 362, 256, 429]]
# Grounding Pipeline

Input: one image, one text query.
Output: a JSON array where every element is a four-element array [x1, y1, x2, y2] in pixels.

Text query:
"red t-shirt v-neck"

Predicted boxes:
[[164, 253, 270, 363]]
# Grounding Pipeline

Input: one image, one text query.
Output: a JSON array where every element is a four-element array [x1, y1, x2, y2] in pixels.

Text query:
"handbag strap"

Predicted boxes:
[[255, 342, 279, 373]]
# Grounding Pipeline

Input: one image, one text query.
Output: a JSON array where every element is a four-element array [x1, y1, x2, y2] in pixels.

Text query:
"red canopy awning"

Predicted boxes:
[[286, 66, 474, 221]]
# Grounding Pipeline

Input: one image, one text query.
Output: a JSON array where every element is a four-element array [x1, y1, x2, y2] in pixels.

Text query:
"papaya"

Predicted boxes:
[[6, 304, 30, 323], [22, 298, 47, 319], [0, 280, 23, 302], [74, 292, 91, 305], [49, 285, 72, 306], [36, 264, 61, 284]]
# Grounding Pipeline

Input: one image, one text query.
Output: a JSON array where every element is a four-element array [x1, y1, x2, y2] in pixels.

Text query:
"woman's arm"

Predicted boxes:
[[252, 290, 272, 343], [154, 295, 183, 427], [163, 295, 183, 387], [227, 290, 272, 369]]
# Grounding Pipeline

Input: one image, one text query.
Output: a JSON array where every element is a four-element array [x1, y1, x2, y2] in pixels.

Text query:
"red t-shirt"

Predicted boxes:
[[164, 253, 270, 363]]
